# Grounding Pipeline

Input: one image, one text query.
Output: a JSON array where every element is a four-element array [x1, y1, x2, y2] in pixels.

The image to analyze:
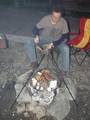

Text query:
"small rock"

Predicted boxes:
[[16, 103, 25, 113], [84, 103, 87, 106], [23, 112, 30, 117], [12, 113, 15, 117], [20, 118, 23, 120]]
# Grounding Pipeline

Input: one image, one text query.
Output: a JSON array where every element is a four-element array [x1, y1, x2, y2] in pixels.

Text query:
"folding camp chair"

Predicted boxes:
[[68, 18, 90, 65]]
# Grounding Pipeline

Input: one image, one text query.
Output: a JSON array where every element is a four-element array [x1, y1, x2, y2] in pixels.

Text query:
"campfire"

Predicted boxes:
[[27, 68, 59, 106]]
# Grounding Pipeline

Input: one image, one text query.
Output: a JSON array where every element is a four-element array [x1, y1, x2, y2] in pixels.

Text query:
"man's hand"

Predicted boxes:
[[47, 43, 54, 49], [34, 35, 40, 44]]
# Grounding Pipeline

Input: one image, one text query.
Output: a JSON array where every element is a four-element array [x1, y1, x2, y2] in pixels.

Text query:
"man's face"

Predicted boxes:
[[51, 11, 61, 24]]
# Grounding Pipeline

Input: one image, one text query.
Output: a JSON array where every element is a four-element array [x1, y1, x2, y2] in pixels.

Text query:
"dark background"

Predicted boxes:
[[0, 0, 90, 6]]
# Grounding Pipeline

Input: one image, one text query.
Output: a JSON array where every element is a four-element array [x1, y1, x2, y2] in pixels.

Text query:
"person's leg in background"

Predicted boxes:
[[25, 38, 38, 68], [58, 43, 70, 73], [5, 34, 38, 69]]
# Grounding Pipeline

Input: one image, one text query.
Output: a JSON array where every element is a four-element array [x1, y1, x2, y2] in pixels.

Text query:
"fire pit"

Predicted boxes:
[[27, 68, 59, 106]]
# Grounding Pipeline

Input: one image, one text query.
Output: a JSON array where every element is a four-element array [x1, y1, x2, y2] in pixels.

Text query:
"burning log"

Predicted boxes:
[[35, 69, 54, 82]]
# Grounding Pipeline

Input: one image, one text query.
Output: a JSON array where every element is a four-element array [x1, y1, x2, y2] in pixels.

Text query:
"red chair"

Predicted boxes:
[[68, 18, 90, 65]]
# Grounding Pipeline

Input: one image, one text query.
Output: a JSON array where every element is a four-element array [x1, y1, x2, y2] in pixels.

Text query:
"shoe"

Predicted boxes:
[[31, 61, 38, 70]]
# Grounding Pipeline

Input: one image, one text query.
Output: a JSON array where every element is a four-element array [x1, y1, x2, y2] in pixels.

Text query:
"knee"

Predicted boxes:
[[64, 44, 69, 49], [61, 44, 69, 53]]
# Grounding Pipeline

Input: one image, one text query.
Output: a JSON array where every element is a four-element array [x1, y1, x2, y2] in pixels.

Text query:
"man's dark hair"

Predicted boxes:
[[52, 5, 65, 15], [52, 6, 60, 13]]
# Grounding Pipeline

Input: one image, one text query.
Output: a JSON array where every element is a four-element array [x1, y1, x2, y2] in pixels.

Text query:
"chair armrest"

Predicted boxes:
[[69, 32, 79, 35]]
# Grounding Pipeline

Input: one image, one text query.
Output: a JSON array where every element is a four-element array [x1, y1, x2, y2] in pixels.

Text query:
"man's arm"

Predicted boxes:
[[53, 33, 69, 46], [32, 26, 44, 44], [32, 16, 46, 36], [47, 33, 69, 49], [53, 19, 69, 47], [32, 26, 43, 36], [32, 17, 45, 44]]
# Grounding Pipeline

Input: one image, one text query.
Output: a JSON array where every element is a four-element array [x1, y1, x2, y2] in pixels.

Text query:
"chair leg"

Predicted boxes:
[[71, 46, 90, 65], [70, 46, 80, 55], [86, 50, 90, 56], [75, 49, 90, 65], [75, 53, 88, 65]]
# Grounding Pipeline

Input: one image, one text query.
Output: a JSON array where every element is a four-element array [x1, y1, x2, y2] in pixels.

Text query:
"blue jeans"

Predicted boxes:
[[57, 43, 70, 72], [25, 38, 70, 72]]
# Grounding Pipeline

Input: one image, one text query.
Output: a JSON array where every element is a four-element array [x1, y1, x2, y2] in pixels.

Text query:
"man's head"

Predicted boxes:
[[51, 6, 62, 24]]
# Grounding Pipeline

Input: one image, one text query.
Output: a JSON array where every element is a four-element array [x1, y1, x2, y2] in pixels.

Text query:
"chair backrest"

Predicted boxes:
[[69, 18, 90, 49], [80, 18, 87, 33], [76, 18, 90, 48]]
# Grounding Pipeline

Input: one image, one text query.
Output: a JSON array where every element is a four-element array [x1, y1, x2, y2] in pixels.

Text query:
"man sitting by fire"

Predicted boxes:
[[26, 6, 69, 73]]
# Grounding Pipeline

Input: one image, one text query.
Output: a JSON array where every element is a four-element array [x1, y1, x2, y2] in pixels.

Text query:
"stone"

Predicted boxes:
[[15, 70, 32, 103], [47, 89, 70, 120], [23, 112, 30, 117], [17, 69, 32, 84], [46, 77, 77, 120], [63, 77, 77, 101], [32, 105, 46, 120], [25, 102, 46, 119], [16, 103, 25, 113]]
